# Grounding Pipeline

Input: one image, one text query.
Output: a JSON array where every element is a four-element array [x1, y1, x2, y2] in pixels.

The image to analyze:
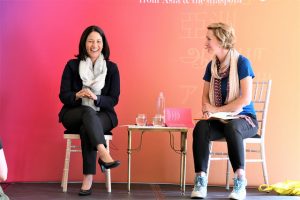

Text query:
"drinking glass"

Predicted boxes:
[[152, 114, 164, 127], [136, 114, 147, 126]]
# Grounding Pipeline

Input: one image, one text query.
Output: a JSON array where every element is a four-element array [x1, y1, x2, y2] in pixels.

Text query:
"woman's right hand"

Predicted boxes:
[[76, 89, 91, 100], [202, 111, 211, 119]]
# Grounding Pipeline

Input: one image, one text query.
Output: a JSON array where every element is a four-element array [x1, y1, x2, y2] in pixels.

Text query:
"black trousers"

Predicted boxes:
[[61, 106, 113, 174], [192, 116, 258, 173]]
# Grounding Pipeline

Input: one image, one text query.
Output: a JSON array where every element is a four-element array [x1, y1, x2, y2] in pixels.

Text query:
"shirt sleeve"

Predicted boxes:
[[237, 55, 255, 80], [203, 61, 212, 82]]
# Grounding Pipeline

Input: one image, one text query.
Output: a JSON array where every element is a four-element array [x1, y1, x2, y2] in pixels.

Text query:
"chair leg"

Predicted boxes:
[[243, 140, 247, 183], [105, 139, 112, 193], [62, 138, 72, 192], [261, 143, 269, 185], [225, 160, 230, 190], [106, 169, 111, 193], [207, 142, 213, 179], [243, 140, 247, 173]]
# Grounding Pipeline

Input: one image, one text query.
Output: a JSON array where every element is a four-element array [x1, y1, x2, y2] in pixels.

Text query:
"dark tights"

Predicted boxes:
[[193, 117, 258, 173]]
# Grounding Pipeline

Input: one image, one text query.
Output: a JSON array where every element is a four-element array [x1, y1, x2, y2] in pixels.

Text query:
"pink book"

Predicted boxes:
[[164, 108, 194, 128]]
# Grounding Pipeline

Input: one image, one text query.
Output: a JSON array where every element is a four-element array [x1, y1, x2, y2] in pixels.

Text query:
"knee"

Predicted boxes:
[[224, 122, 236, 132], [224, 121, 240, 138], [82, 106, 97, 119], [82, 106, 96, 115], [193, 120, 209, 139]]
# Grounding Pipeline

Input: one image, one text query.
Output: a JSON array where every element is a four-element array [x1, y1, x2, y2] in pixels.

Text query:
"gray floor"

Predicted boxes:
[[2, 182, 300, 200]]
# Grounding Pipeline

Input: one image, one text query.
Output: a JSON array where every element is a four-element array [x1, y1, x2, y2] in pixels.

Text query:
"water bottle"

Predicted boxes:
[[156, 92, 165, 124]]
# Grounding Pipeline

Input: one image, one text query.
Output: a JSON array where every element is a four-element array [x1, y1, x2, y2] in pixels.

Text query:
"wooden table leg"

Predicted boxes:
[[127, 130, 132, 192], [180, 131, 187, 194]]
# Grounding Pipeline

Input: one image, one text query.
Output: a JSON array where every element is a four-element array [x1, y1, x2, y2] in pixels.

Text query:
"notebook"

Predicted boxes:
[[164, 108, 194, 128]]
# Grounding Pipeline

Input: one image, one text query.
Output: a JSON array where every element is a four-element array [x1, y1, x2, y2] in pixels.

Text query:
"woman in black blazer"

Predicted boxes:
[[59, 25, 120, 196]]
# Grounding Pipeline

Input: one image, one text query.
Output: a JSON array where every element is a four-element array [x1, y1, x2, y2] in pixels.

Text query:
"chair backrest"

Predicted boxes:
[[252, 80, 272, 140]]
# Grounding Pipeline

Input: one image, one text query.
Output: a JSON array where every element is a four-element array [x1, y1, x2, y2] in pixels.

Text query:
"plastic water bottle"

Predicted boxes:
[[156, 92, 165, 123]]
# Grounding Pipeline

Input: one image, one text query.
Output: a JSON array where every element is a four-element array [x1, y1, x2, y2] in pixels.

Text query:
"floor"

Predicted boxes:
[[2, 182, 299, 200]]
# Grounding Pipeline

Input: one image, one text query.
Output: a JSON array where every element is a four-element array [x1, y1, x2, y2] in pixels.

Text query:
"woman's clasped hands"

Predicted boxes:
[[202, 102, 219, 119], [76, 88, 97, 100]]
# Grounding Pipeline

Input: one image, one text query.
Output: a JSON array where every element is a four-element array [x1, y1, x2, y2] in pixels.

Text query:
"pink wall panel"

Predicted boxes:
[[1, 0, 300, 185]]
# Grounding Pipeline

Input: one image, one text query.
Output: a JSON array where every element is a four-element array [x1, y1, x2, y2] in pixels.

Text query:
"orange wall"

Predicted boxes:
[[0, 0, 299, 186]]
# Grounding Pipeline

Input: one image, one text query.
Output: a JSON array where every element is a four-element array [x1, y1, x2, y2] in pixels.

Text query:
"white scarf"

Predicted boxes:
[[79, 54, 107, 111], [209, 49, 240, 105]]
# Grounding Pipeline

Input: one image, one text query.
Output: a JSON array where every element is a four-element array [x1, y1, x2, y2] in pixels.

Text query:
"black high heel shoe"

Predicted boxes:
[[98, 158, 120, 172], [78, 187, 92, 196]]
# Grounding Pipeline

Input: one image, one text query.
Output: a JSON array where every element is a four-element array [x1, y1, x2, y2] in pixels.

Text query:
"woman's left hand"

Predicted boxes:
[[202, 102, 218, 113], [83, 88, 97, 100]]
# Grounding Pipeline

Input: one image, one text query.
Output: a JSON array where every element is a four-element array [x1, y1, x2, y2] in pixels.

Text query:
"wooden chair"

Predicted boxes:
[[61, 131, 113, 192], [207, 80, 272, 189]]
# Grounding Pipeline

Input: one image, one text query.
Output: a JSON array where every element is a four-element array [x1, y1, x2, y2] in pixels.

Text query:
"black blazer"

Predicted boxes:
[[58, 59, 120, 128]]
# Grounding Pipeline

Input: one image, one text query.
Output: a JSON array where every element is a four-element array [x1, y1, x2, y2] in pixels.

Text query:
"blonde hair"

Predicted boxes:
[[207, 22, 236, 49]]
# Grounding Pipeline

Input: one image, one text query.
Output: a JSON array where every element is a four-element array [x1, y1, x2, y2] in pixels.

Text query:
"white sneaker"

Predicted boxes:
[[191, 175, 208, 199], [228, 178, 247, 200]]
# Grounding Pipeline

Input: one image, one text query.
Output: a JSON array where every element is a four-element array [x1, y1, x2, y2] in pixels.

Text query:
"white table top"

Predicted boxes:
[[122, 125, 189, 131]]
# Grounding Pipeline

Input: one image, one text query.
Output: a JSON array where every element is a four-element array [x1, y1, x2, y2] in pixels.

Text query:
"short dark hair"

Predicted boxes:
[[76, 25, 110, 60]]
